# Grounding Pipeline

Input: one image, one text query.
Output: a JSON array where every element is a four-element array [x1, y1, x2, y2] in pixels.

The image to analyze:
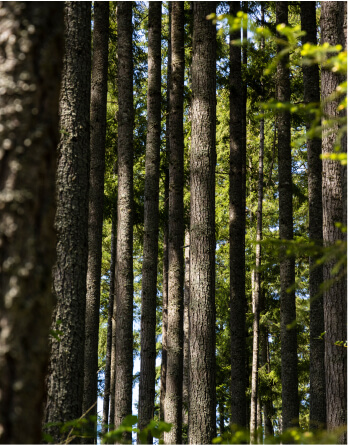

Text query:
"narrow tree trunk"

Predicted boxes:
[[44, 3, 91, 442], [103, 210, 117, 434], [276, 2, 299, 432], [230, 0, 247, 429], [250, 101, 264, 444], [321, 3, 347, 442], [164, 3, 185, 443], [159, 2, 171, 424], [182, 230, 190, 430], [300, 1, 326, 431], [83, 4, 109, 441], [114, 2, 133, 438], [0, 4, 63, 442], [138, 3, 162, 440], [189, 3, 216, 443]]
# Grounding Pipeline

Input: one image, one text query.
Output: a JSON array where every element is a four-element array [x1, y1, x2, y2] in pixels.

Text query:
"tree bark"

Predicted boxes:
[[159, 2, 171, 424], [114, 2, 133, 439], [276, 1, 299, 432], [44, 3, 91, 442], [182, 230, 190, 429], [103, 211, 117, 434], [230, 0, 247, 429], [0, 3, 63, 442], [189, 3, 216, 443], [300, 1, 326, 431], [83, 4, 109, 441], [321, 2, 347, 442], [138, 2, 162, 440], [164, 3, 185, 443]]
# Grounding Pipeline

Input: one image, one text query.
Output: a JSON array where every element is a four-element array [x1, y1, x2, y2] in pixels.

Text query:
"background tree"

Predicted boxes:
[[114, 1, 134, 437], [138, 1, 162, 439], [321, 2, 347, 442], [300, 1, 326, 431], [276, 1, 299, 432], [189, 3, 216, 443], [164, 2, 185, 443], [83, 3, 109, 439], [44, 3, 91, 442], [0, 3, 63, 442]]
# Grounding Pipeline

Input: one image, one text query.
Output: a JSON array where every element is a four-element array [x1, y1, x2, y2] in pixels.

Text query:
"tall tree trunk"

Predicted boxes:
[[260, 327, 274, 438], [230, 0, 247, 429], [189, 3, 216, 443], [83, 4, 109, 441], [321, 2, 347, 442], [300, 1, 326, 431], [250, 84, 264, 444], [164, 3, 185, 443], [138, 2, 162, 440], [159, 2, 171, 424], [103, 211, 117, 434], [44, 3, 91, 442], [0, 4, 63, 442], [182, 230, 190, 430], [276, 2, 299, 432], [114, 2, 133, 438]]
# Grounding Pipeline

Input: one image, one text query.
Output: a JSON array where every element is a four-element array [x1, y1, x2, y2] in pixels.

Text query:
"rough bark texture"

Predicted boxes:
[[300, 1, 326, 431], [83, 3, 109, 439], [0, 3, 63, 443], [182, 230, 190, 428], [44, 3, 91, 442], [103, 212, 116, 434], [276, 2, 299, 432], [229, 0, 247, 429], [164, 3, 185, 443], [189, 3, 216, 443], [138, 2, 162, 440], [114, 2, 133, 438], [159, 2, 171, 424], [321, 2, 347, 442]]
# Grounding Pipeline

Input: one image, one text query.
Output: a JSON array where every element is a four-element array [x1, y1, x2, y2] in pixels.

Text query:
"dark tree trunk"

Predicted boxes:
[[114, 2, 133, 438], [164, 3, 185, 443], [0, 3, 63, 443], [300, 1, 326, 431], [189, 3, 216, 443], [83, 4, 109, 441], [138, 2, 162, 440], [159, 2, 171, 424], [321, 2, 347, 442], [276, 1, 299, 432], [229, 0, 247, 429], [44, 3, 91, 442], [103, 211, 117, 434]]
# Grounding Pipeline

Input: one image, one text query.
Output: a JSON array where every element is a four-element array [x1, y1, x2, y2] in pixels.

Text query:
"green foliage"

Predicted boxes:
[[101, 414, 172, 444]]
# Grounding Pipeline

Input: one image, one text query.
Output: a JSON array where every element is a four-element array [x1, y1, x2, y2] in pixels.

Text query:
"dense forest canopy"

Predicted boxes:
[[0, 1, 346, 444]]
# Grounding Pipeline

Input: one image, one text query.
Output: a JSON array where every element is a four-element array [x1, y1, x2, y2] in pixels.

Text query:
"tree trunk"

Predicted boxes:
[[164, 3, 185, 443], [321, 2, 347, 442], [189, 3, 216, 443], [138, 2, 162, 440], [182, 230, 190, 429], [159, 2, 171, 424], [250, 92, 264, 444], [44, 3, 91, 442], [0, 3, 63, 442], [230, 0, 247, 429], [103, 209, 117, 434], [276, 2, 299, 433], [300, 1, 326, 431], [114, 2, 133, 439], [83, 4, 109, 441]]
